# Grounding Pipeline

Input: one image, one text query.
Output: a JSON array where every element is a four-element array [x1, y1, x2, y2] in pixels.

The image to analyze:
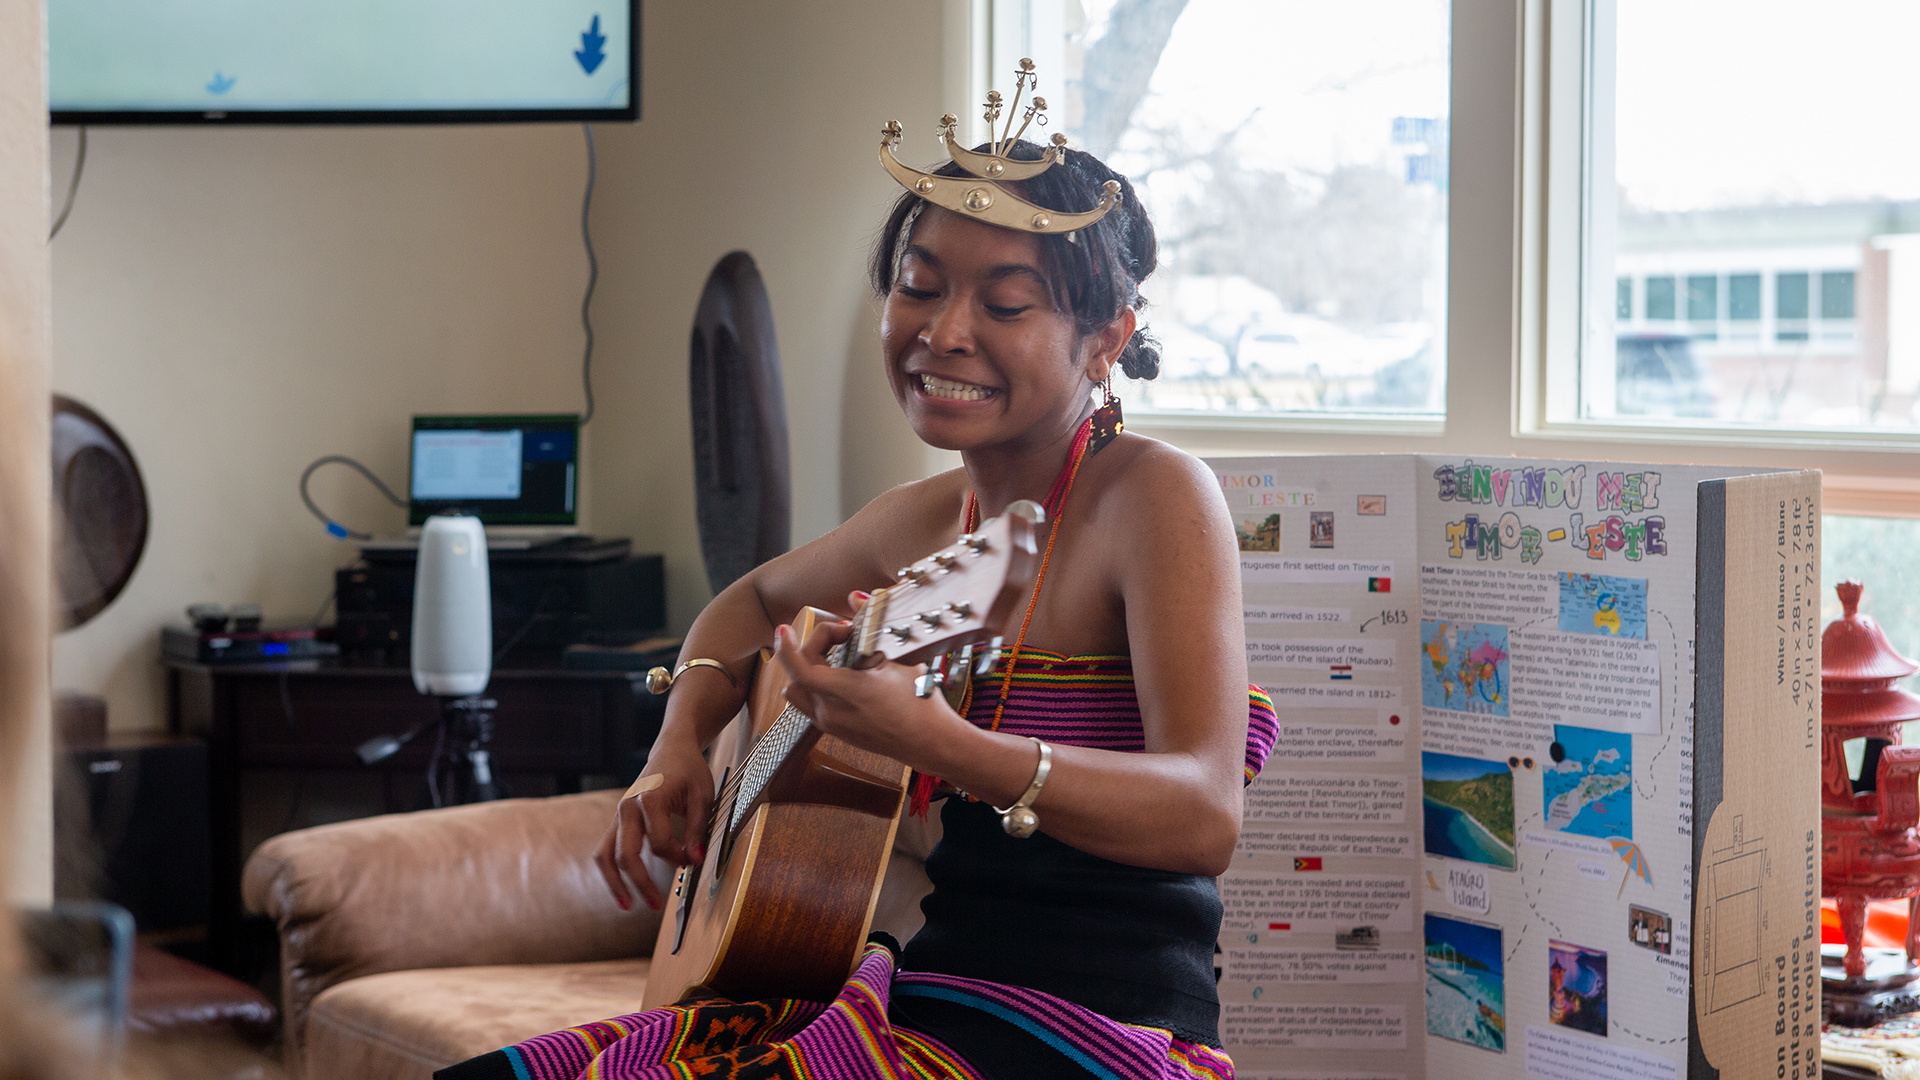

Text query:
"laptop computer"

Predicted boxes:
[[361, 414, 582, 552]]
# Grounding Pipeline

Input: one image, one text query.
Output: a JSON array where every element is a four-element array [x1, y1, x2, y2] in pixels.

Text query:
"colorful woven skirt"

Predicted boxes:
[[435, 941, 1234, 1080]]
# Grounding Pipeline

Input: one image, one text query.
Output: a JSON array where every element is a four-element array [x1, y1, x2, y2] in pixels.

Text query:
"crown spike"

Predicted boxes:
[[1008, 96, 1047, 149], [999, 59, 1035, 158]]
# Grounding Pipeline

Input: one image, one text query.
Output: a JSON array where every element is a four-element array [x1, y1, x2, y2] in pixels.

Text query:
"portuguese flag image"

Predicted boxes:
[[1369, 577, 1391, 592]]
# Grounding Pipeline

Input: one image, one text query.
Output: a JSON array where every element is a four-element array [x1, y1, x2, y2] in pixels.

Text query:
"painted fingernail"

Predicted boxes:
[[853, 590, 871, 600], [647, 897, 662, 911], [616, 895, 631, 911]]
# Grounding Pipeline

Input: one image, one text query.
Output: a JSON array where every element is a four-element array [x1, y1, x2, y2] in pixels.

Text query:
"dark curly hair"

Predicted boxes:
[[869, 139, 1162, 380]]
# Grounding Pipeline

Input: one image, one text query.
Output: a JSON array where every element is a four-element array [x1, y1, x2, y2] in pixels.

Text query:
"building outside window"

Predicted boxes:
[[1573, 0, 1920, 430]]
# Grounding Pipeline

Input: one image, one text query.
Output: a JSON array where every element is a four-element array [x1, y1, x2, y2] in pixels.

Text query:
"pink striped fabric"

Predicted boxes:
[[964, 650, 1279, 783]]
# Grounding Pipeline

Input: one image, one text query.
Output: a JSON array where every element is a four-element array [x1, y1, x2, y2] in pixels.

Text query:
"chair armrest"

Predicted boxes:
[[243, 790, 660, 1055]]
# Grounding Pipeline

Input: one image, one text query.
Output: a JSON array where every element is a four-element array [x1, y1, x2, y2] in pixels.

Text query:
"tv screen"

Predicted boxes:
[[49, 1, 638, 125]]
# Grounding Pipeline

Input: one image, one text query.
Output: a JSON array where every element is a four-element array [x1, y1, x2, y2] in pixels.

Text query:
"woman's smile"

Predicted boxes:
[[914, 372, 1000, 403]]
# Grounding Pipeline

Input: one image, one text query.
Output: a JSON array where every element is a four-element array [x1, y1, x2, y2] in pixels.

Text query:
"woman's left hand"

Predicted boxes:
[[772, 618, 960, 767]]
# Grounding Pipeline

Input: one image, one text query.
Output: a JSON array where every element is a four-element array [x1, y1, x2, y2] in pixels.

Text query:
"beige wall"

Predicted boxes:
[[50, 0, 958, 732], [3, 0, 54, 902]]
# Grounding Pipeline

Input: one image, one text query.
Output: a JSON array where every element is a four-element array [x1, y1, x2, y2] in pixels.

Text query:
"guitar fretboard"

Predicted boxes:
[[718, 590, 895, 839]]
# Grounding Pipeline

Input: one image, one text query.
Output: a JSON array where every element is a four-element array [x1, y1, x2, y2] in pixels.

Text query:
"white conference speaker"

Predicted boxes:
[[411, 514, 492, 696]]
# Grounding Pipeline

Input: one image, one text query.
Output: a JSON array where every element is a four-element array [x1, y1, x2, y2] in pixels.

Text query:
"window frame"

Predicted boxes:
[[967, 0, 1920, 515]]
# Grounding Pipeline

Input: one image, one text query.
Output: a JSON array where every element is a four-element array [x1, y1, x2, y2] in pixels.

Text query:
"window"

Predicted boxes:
[[986, 0, 1450, 423], [1551, 0, 1920, 434], [971, 0, 1920, 516], [1823, 271, 1856, 320], [1644, 276, 1674, 321], [1727, 273, 1760, 322]]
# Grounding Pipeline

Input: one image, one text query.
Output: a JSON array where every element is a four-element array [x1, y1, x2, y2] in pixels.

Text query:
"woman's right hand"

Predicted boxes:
[[593, 736, 714, 912]]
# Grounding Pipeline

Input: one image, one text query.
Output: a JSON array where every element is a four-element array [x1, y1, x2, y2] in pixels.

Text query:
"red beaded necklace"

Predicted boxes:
[[907, 413, 1102, 817]]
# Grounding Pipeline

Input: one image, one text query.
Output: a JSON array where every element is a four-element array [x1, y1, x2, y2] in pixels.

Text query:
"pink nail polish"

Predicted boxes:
[[617, 895, 631, 911]]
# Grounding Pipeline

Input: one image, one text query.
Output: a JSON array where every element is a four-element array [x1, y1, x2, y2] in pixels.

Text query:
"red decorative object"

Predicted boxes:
[[1822, 579, 1920, 990]]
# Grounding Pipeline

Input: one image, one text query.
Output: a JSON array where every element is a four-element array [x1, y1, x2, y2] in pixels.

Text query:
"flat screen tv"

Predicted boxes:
[[49, 1, 638, 125]]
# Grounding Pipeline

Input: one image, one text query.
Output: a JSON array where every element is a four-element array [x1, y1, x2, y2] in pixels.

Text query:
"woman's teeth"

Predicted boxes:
[[919, 374, 994, 401]]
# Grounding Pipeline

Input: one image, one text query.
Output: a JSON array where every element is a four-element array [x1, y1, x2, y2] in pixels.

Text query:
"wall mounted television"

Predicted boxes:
[[49, 1, 638, 125]]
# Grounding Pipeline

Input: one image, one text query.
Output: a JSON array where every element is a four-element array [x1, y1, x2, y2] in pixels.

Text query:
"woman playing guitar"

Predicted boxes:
[[439, 73, 1278, 1080]]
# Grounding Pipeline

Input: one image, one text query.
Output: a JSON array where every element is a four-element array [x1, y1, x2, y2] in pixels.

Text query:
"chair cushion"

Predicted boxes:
[[303, 959, 650, 1080], [128, 942, 278, 1048]]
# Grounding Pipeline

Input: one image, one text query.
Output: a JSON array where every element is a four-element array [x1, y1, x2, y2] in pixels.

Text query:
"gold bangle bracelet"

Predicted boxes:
[[993, 738, 1052, 838], [645, 657, 736, 696]]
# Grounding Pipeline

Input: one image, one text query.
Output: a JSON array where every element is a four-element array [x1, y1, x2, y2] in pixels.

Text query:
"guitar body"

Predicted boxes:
[[640, 507, 1042, 1008], [642, 607, 911, 1007]]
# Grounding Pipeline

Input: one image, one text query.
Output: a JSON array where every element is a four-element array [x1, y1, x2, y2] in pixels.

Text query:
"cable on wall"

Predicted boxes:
[[579, 123, 600, 425], [49, 127, 88, 241], [300, 455, 407, 540]]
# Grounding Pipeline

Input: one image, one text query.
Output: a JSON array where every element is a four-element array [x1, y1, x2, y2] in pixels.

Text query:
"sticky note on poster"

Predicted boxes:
[[1261, 683, 1402, 710], [1524, 1026, 1678, 1080], [1221, 948, 1419, 986], [1241, 558, 1393, 588], [1246, 773, 1408, 824], [1236, 829, 1415, 860], [1247, 637, 1396, 674], [1221, 1003, 1408, 1049], [1220, 873, 1415, 933], [1512, 631, 1661, 734], [1272, 714, 1407, 763]]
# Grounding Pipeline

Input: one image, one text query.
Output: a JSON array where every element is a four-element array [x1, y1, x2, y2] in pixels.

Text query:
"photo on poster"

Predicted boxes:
[[1548, 940, 1608, 1037], [1237, 513, 1281, 552], [1420, 621, 1509, 716], [1558, 573, 1649, 640], [1422, 752, 1516, 870], [1357, 494, 1387, 516], [1544, 725, 1633, 840], [1310, 511, 1336, 548], [1628, 904, 1671, 955], [1425, 913, 1505, 1052]]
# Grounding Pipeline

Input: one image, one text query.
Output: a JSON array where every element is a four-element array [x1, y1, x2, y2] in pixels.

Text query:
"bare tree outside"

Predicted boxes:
[[1056, 0, 1450, 416]]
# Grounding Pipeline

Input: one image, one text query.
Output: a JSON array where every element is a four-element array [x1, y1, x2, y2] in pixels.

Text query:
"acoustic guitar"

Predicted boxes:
[[641, 503, 1044, 1008]]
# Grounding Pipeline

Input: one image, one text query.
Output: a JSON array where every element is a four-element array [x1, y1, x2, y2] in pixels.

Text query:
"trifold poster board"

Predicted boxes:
[[1204, 455, 1820, 1080]]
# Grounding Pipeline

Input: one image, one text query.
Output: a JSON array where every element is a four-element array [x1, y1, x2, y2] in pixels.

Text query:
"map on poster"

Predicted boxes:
[[1543, 725, 1632, 840], [1420, 621, 1509, 716], [1557, 573, 1648, 640]]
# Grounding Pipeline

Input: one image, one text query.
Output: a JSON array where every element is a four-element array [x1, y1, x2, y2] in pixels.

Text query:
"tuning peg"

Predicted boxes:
[[975, 636, 1004, 676], [918, 611, 943, 628], [964, 534, 990, 554], [888, 625, 913, 641], [915, 655, 949, 698], [897, 567, 931, 586], [935, 554, 959, 570], [946, 602, 973, 619]]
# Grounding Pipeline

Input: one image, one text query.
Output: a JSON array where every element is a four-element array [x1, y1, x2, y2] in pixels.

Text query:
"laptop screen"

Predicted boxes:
[[409, 414, 578, 526]]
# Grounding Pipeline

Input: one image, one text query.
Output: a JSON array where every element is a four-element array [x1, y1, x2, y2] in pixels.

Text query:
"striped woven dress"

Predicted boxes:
[[437, 653, 1278, 1080]]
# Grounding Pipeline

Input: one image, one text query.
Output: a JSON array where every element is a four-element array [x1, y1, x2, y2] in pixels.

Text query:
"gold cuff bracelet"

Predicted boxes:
[[994, 738, 1052, 838], [645, 658, 736, 696]]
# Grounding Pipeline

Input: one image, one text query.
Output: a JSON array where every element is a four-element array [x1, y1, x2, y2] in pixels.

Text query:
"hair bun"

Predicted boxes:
[[1119, 327, 1160, 381]]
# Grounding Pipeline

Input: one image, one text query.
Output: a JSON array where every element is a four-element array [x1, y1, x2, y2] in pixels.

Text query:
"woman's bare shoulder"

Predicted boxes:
[[1090, 432, 1226, 517]]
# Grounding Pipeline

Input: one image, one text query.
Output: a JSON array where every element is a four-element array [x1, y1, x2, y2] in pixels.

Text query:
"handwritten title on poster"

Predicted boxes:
[[1431, 462, 1669, 566]]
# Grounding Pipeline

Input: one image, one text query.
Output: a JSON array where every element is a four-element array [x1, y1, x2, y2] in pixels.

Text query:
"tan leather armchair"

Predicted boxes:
[[245, 789, 938, 1080]]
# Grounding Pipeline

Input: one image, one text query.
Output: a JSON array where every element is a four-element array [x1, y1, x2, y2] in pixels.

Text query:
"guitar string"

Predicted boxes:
[[706, 592, 886, 844]]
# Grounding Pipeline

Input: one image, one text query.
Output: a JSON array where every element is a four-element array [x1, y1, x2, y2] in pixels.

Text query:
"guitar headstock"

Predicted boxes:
[[845, 501, 1044, 668]]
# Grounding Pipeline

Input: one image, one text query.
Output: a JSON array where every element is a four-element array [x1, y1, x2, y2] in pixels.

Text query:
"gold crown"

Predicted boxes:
[[880, 59, 1121, 234]]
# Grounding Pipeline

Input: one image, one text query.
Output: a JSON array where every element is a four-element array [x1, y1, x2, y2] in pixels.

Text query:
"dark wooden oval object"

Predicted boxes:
[[690, 251, 790, 595], [52, 395, 148, 629]]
